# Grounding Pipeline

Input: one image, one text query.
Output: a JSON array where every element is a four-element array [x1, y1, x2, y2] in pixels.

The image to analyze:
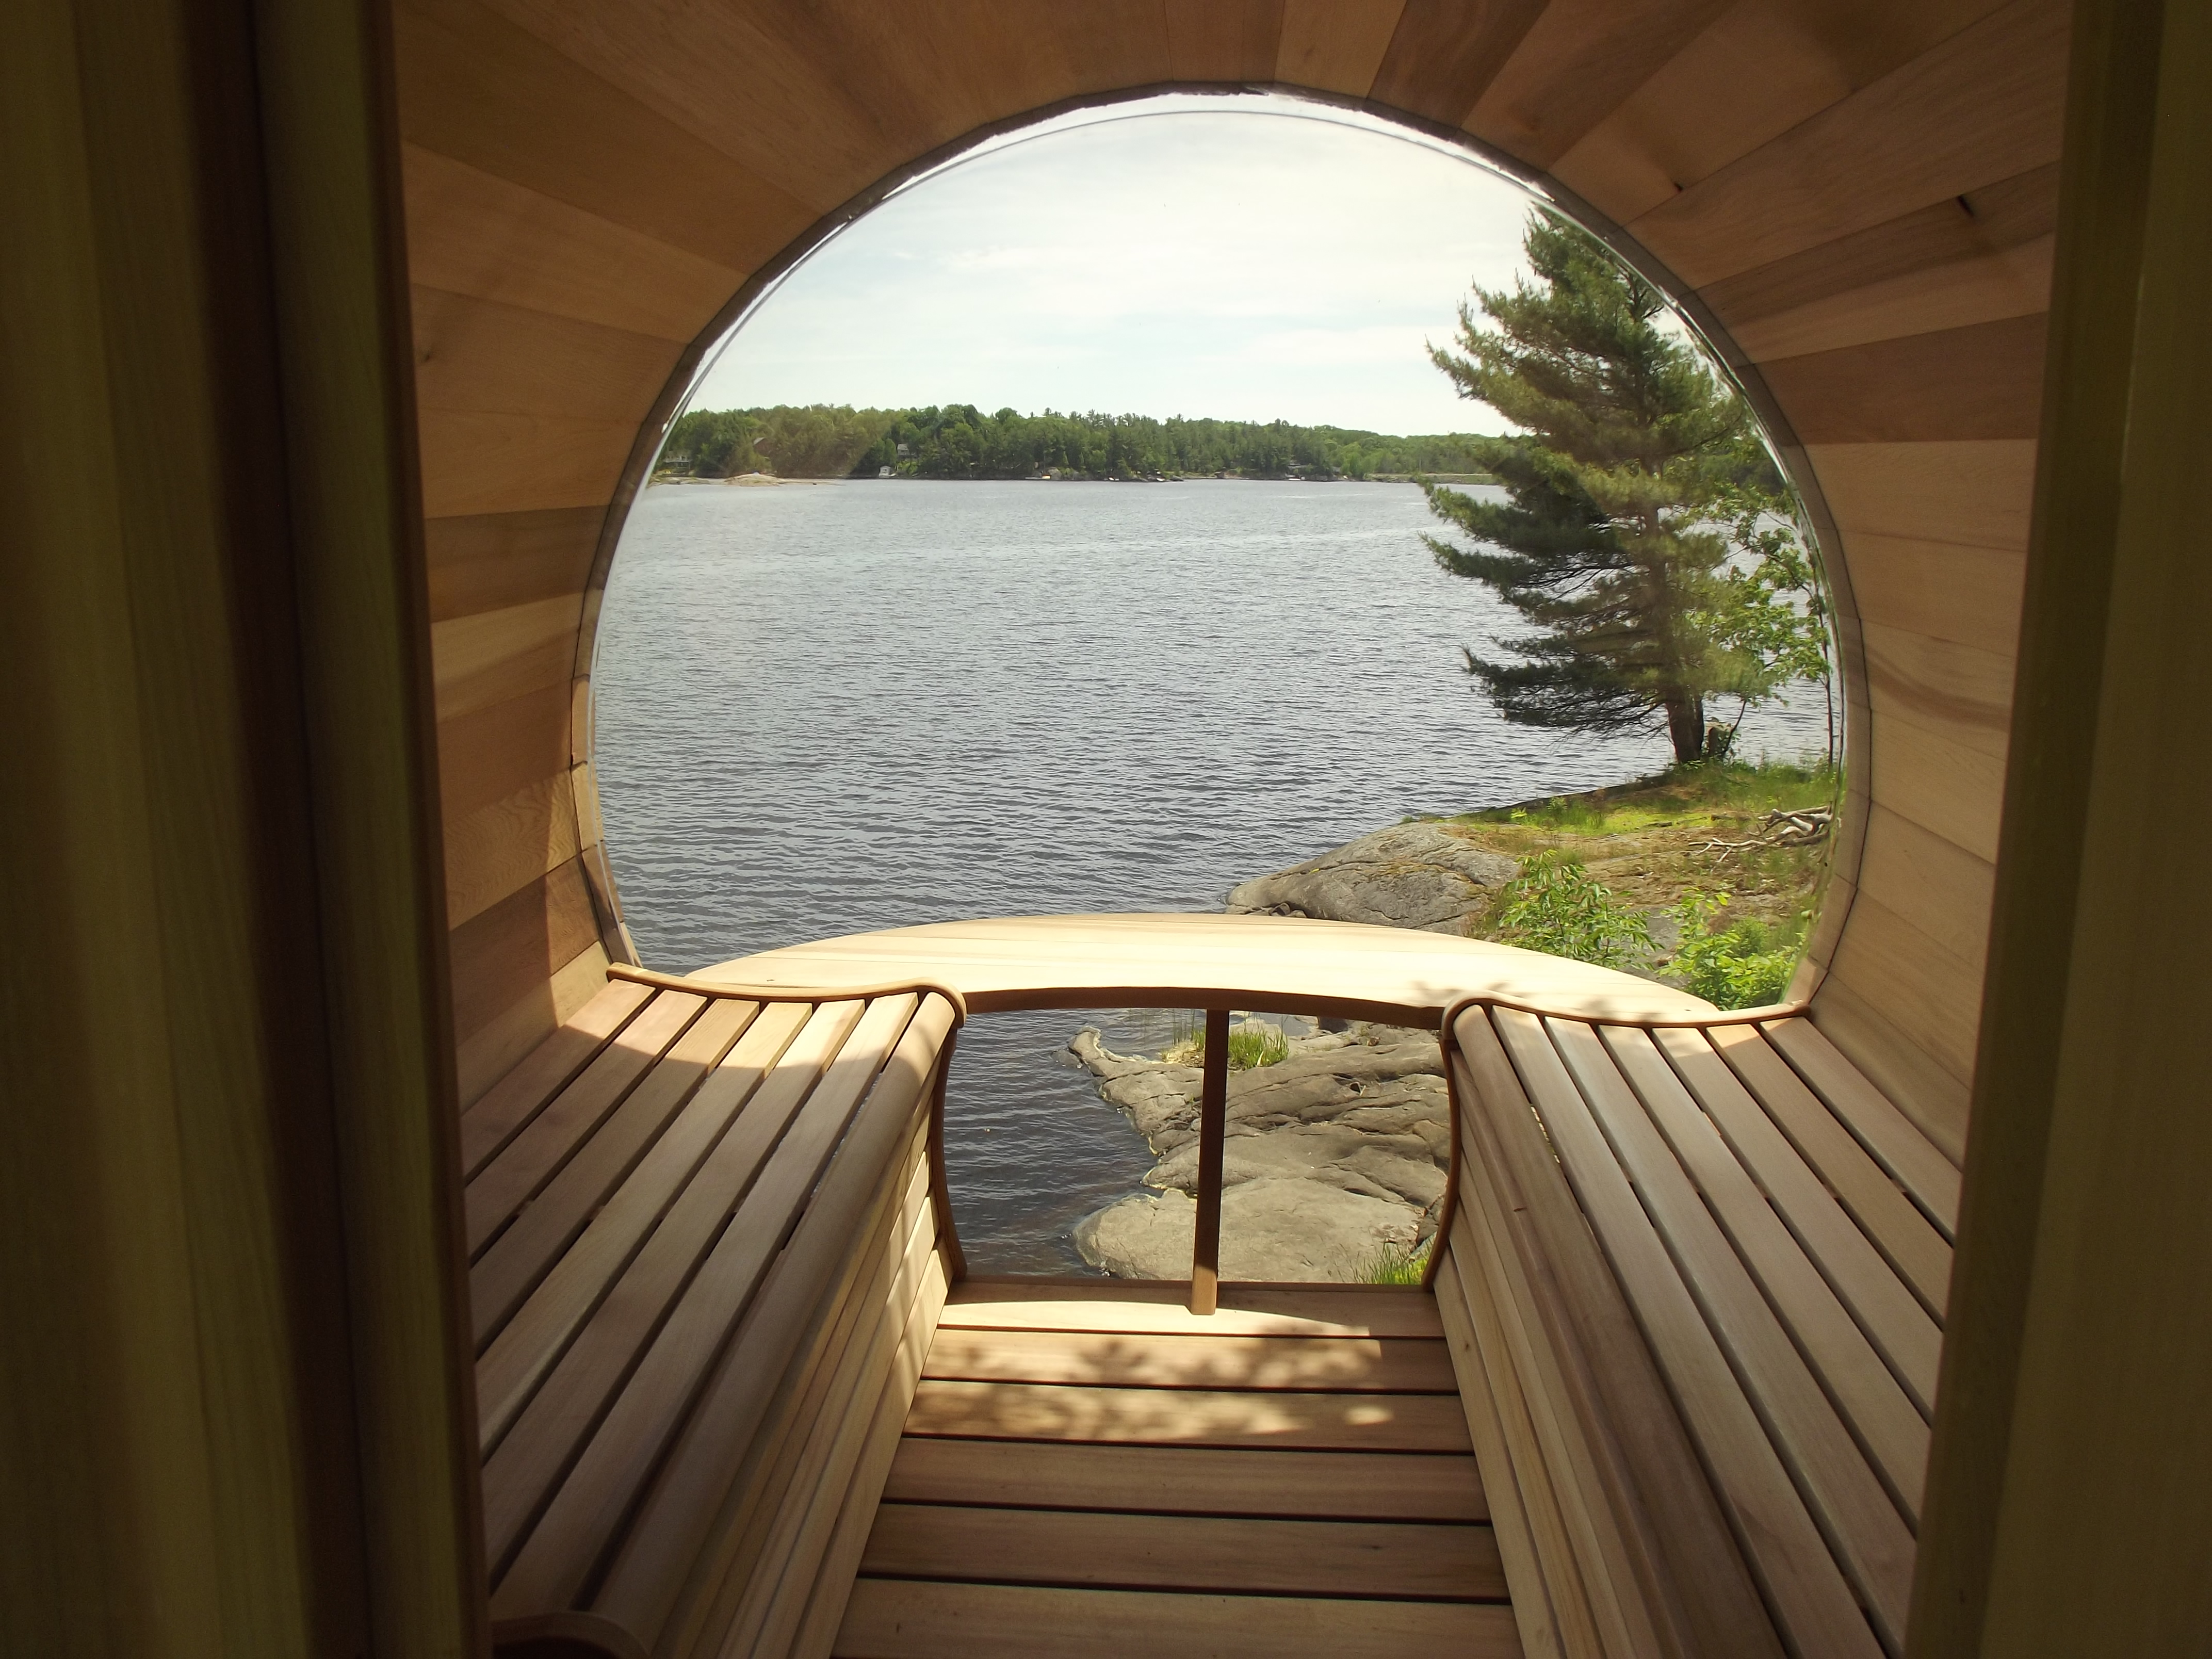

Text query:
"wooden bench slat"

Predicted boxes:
[[880, 1440, 1488, 1523], [460, 978, 656, 1178], [921, 1329, 1458, 1394], [1453, 1010, 1779, 1659], [1761, 1018, 1962, 1238], [1653, 1027, 1944, 1418], [582, 1000, 954, 1640], [940, 1283, 1444, 1339], [468, 997, 758, 1346], [475, 999, 859, 1457], [832, 1579, 1525, 1659], [858, 1503, 1508, 1602], [1709, 1026, 1953, 1320], [1549, 1019, 1914, 1649], [899, 1380, 1472, 1454], [1490, 1010, 1881, 1659], [1601, 1027, 1930, 1520], [466, 990, 705, 1256]]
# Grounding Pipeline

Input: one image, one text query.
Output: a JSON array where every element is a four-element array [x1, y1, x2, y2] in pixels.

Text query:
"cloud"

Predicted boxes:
[[686, 95, 1546, 435]]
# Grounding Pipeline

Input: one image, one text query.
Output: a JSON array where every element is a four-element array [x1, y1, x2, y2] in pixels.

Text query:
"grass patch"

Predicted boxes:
[[1358, 1242, 1430, 1285], [1162, 1017, 1291, 1070], [1452, 757, 1836, 843]]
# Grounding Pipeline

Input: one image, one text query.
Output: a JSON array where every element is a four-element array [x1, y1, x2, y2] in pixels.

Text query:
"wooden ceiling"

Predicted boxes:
[[396, 0, 2069, 1157]]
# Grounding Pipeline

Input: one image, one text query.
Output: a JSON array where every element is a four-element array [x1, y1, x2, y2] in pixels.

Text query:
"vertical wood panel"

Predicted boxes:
[[1275, 0, 1404, 95]]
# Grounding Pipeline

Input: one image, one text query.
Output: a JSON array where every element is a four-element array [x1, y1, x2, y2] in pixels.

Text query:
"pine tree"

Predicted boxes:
[[1423, 210, 1826, 765]]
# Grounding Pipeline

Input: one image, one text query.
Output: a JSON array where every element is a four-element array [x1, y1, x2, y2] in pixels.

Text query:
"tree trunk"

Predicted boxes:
[[1665, 693, 1705, 763]]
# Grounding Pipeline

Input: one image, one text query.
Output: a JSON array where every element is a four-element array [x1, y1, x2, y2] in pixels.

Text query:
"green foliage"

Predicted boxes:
[[1493, 850, 1654, 970], [1424, 210, 1831, 765], [1359, 1242, 1431, 1285], [1670, 888, 1801, 1010], [661, 403, 1491, 482], [1163, 1018, 1291, 1071], [1465, 757, 1836, 836]]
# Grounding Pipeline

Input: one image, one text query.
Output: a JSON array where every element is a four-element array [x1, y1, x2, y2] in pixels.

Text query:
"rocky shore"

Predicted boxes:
[[1068, 1019, 1451, 1281]]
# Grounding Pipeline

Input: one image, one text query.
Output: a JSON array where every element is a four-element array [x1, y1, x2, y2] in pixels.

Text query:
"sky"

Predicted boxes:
[[684, 95, 1550, 437]]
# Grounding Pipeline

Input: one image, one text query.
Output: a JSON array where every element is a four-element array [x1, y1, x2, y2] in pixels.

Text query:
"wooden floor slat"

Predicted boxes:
[[922, 1327, 1457, 1392], [882, 1439, 1487, 1521], [860, 1503, 1507, 1601], [834, 1578, 1524, 1658], [903, 1379, 1472, 1452], [941, 1281, 1444, 1339]]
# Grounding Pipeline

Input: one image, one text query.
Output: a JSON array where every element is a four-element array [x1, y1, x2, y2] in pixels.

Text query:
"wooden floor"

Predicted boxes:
[[834, 1281, 1521, 1658]]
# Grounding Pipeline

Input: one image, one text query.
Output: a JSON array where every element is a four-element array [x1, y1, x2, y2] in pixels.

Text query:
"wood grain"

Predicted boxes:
[[902, 1380, 1471, 1453], [1763, 1017, 1961, 1235], [921, 1328, 1457, 1393], [457, 940, 611, 1110], [1275, 0, 1403, 96], [443, 769, 581, 930], [411, 284, 683, 423], [458, 976, 651, 1177], [1843, 530, 2026, 658], [436, 678, 572, 822], [1164, 0, 1284, 82], [1763, 313, 2047, 443], [430, 592, 581, 720], [1804, 975, 1973, 1168], [941, 1281, 1444, 1339], [1370, 0, 1546, 127], [448, 857, 602, 1044]]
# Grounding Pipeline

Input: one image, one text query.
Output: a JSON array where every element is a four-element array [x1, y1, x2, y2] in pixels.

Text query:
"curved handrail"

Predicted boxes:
[[607, 961, 969, 1025]]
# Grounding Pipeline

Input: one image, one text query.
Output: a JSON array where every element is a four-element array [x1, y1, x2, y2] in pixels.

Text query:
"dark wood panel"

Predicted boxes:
[[427, 505, 600, 624], [881, 1438, 1487, 1522], [1763, 313, 2047, 443], [444, 770, 580, 930], [1468, 0, 1734, 168], [1703, 162, 2058, 327], [860, 1503, 1507, 1602], [448, 855, 601, 1043], [1274, 0, 1404, 96], [437, 679, 572, 823], [411, 285, 684, 422], [902, 1380, 1472, 1453], [1165, 0, 1284, 81], [1370, 0, 1546, 127], [393, 0, 815, 271], [1629, 0, 2069, 285]]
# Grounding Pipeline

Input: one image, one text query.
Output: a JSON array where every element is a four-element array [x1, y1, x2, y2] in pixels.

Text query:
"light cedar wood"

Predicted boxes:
[[1274, 0, 1404, 96], [1369, 0, 1547, 127], [461, 988, 704, 1257], [1549, 0, 2016, 225], [1726, 237, 2053, 361], [415, 407, 638, 520], [458, 976, 652, 1176], [832, 1580, 1524, 1659], [1489, 1011, 1879, 1659], [443, 769, 582, 930], [1804, 978, 1973, 1168], [478, 997, 893, 1569], [1820, 893, 1987, 1093], [1761, 1019, 1962, 1235], [1701, 161, 2057, 326], [939, 1280, 1443, 1339], [859, 1503, 1508, 1603], [1450, 1009, 1782, 1659], [546, 1001, 955, 1627], [1760, 313, 2048, 443], [1708, 1023, 1954, 1320], [430, 592, 581, 719], [400, 142, 743, 343], [1432, 1257, 1572, 1659], [1601, 1025, 1931, 1512], [391, 0, 816, 268], [1861, 621, 2015, 751], [1163, 0, 1284, 82], [450, 858, 623, 1062], [1806, 437, 2037, 549], [466, 996, 757, 1340], [920, 1328, 1457, 1393], [470, 999, 818, 1439], [880, 1439, 1487, 1523], [1840, 532, 2026, 658], [1864, 701, 2008, 864], [410, 285, 685, 424], [900, 1380, 1472, 1454], [1627, 0, 2069, 287], [1466, 0, 1735, 169], [1649, 1027, 1943, 1417], [425, 502, 601, 623], [437, 678, 572, 821], [458, 940, 612, 1109], [1851, 803, 1998, 975]]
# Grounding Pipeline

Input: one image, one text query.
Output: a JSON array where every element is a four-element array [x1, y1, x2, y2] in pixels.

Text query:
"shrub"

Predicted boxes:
[[1671, 888, 1800, 1009], [1493, 850, 1654, 970]]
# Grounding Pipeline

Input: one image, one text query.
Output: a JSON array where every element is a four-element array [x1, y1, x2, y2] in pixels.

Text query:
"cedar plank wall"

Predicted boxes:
[[396, 0, 2066, 1153]]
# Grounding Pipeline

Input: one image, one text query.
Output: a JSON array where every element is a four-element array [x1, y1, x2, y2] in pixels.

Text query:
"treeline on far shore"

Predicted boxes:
[[659, 402, 1493, 482]]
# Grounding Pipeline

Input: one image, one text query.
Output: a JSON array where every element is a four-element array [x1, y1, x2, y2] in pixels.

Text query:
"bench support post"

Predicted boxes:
[[1190, 1009, 1230, 1315]]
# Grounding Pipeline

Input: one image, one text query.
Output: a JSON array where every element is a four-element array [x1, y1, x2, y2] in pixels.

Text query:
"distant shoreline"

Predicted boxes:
[[652, 470, 1497, 486]]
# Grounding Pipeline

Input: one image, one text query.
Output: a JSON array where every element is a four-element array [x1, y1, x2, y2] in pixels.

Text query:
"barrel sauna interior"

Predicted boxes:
[[17, 2, 2212, 1656]]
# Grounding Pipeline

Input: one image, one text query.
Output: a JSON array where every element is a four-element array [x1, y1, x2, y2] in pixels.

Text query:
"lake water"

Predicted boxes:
[[593, 479, 1828, 1271]]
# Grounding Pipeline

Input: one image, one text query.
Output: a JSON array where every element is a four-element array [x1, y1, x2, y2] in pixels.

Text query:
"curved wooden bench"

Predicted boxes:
[[1434, 1002, 1957, 1659], [461, 966, 966, 1659]]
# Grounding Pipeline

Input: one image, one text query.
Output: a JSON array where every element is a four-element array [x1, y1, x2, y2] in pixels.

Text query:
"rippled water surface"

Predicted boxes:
[[594, 479, 1826, 1270]]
